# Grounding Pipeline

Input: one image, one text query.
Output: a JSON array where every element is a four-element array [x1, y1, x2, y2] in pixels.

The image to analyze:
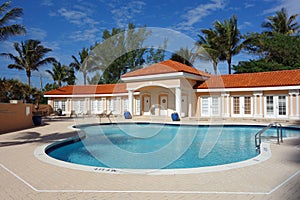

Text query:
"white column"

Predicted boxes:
[[128, 90, 133, 115], [85, 98, 90, 113], [290, 93, 293, 117], [259, 95, 263, 117], [254, 95, 257, 116], [188, 90, 192, 117], [259, 94, 263, 117], [221, 92, 230, 117], [227, 96, 230, 117], [222, 95, 225, 117], [175, 87, 182, 116], [296, 94, 299, 118]]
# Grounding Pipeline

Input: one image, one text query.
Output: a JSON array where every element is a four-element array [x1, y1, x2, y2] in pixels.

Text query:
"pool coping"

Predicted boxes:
[[34, 122, 274, 175]]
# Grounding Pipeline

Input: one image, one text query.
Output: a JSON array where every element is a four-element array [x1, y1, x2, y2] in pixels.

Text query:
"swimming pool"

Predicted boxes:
[[45, 123, 300, 172]]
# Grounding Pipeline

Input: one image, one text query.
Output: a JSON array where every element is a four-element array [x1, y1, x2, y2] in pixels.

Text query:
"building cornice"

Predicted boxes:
[[195, 86, 300, 93], [44, 92, 140, 98]]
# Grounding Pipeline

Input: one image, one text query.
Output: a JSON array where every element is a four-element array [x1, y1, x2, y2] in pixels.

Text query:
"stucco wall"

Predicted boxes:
[[0, 103, 33, 134]]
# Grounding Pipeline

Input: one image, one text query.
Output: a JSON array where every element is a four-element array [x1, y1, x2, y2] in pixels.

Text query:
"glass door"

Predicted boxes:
[[265, 96, 287, 118]]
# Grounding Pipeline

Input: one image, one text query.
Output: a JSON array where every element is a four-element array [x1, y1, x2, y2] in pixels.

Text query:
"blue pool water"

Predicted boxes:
[[46, 123, 300, 169]]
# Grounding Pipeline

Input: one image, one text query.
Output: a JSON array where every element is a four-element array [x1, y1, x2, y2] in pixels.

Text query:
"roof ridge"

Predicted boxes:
[[122, 59, 210, 78]]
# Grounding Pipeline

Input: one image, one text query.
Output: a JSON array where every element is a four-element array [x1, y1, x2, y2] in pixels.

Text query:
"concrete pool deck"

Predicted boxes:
[[0, 117, 299, 200]]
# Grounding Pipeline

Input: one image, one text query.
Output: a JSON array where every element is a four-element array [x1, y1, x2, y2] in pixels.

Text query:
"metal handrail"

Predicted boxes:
[[255, 122, 283, 152]]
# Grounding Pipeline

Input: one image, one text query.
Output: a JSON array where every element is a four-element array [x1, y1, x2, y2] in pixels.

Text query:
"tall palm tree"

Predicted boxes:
[[46, 62, 69, 87], [262, 8, 299, 35], [1, 39, 56, 86], [70, 47, 96, 85], [0, 1, 26, 41], [197, 29, 221, 74], [67, 65, 76, 85], [170, 47, 195, 67], [214, 15, 243, 74]]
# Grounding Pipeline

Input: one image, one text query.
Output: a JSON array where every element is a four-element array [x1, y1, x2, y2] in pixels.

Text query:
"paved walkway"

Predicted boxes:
[[0, 117, 299, 200]]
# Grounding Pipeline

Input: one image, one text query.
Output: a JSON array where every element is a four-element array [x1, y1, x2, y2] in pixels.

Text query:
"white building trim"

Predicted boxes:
[[196, 85, 300, 93], [44, 92, 140, 98]]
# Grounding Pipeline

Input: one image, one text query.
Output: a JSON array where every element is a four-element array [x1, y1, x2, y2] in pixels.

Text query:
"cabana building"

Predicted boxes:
[[44, 60, 300, 120]]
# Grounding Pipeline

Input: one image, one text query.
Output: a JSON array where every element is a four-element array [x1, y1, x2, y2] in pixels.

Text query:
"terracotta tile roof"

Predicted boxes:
[[122, 60, 210, 78], [44, 83, 127, 95], [196, 69, 300, 89]]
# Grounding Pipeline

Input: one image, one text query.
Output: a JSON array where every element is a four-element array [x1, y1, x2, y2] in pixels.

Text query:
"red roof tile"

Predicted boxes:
[[196, 69, 300, 89], [122, 60, 210, 78], [44, 83, 127, 95]]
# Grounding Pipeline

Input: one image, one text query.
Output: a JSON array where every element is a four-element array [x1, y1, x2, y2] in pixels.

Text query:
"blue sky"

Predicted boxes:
[[1, 0, 299, 88]]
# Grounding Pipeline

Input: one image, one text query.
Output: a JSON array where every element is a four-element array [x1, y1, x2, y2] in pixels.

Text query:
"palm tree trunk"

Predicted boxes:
[[213, 59, 218, 74], [227, 58, 232, 74], [83, 72, 87, 85], [26, 70, 31, 87]]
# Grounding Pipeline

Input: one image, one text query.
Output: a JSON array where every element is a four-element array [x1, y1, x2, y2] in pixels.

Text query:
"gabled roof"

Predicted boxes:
[[196, 69, 300, 89], [44, 83, 127, 96], [122, 60, 210, 78]]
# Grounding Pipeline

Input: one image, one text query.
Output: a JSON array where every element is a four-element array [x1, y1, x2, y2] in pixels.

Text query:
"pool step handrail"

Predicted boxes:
[[255, 122, 283, 152]]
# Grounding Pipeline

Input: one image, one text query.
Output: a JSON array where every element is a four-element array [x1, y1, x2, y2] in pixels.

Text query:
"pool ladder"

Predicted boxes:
[[255, 122, 283, 153]]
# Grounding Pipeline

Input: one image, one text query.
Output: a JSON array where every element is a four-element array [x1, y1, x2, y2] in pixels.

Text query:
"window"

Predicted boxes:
[[135, 97, 141, 115], [79, 100, 84, 112], [54, 100, 66, 111], [266, 96, 274, 115], [73, 100, 79, 112], [97, 99, 103, 113], [211, 97, 219, 115], [278, 96, 286, 115], [265, 95, 287, 118], [108, 98, 113, 111], [91, 100, 97, 112], [201, 97, 209, 116], [61, 101, 66, 111], [113, 98, 118, 112], [233, 97, 240, 114], [123, 98, 128, 112], [54, 101, 59, 111], [244, 97, 251, 115]]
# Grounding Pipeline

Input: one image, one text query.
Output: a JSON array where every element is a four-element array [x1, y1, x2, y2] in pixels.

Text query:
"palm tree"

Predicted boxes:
[[67, 65, 76, 85], [197, 29, 221, 74], [262, 8, 299, 35], [1, 39, 56, 86], [46, 62, 69, 87], [0, 1, 26, 41], [214, 15, 243, 74], [70, 47, 95, 85], [170, 47, 194, 67]]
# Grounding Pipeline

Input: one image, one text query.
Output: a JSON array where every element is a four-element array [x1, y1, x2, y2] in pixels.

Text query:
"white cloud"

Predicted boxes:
[[239, 21, 253, 30], [43, 41, 61, 51], [57, 8, 87, 25], [27, 27, 47, 40], [176, 0, 226, 31], [109, 0, 146, 27], [244, 3, 254, 8], [41, 0, 53, 6], [69, 28, 100, 42], [56, 7, 99, 27], [263, 0, 300, 17]]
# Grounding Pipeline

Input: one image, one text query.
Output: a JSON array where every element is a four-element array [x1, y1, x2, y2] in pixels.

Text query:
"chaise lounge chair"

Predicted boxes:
[[97, 110, 113, 123]]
